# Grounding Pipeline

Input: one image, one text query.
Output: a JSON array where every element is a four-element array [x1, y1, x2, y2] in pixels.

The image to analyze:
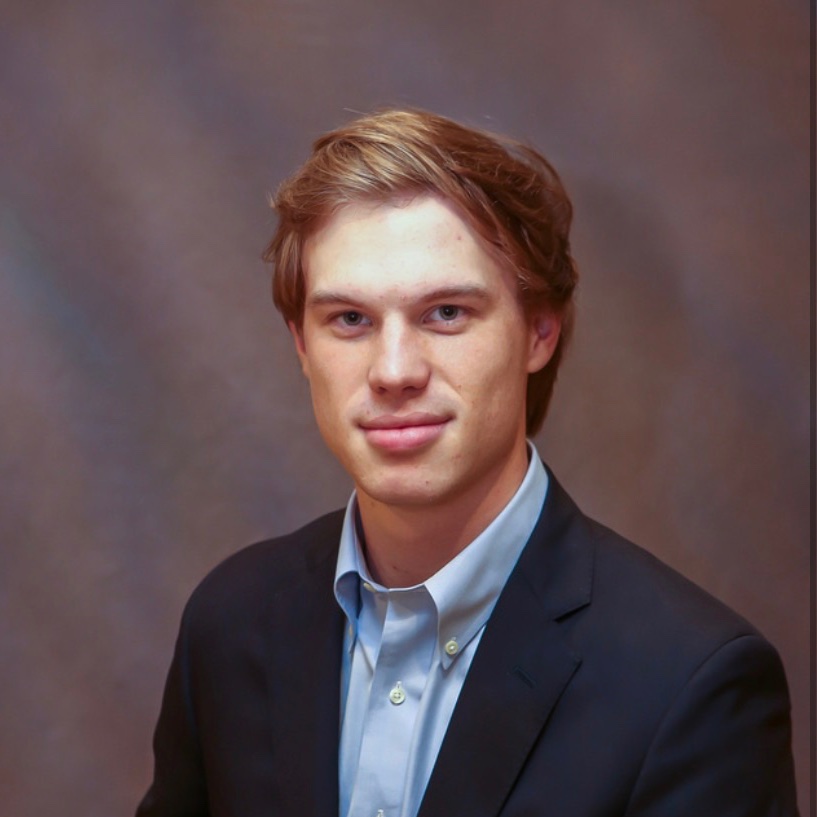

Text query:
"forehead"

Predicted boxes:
[[302, 195, 513, 296]]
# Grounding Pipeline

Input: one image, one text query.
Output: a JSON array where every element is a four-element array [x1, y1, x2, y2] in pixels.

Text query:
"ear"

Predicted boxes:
[[526, 312, 561, 374], [288, 321, 311, 379]]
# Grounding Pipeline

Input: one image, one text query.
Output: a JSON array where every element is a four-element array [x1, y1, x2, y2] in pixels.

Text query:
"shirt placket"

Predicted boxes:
[[347, 586, 436, 817]]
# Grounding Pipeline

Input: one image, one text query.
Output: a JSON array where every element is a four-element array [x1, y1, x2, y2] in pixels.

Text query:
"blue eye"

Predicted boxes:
[[429, 305, 462, 322], [330, 310, 372, 334], [341, 311, 364, 326]]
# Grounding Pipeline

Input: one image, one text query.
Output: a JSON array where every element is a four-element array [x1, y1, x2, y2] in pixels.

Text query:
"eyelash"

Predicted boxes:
[[338, 311, 367, 327], [428, 305, 462, 322], [328, 305, 467, 332]]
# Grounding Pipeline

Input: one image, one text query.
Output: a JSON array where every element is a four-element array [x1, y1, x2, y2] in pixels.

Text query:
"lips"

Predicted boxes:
[[359, 413, 450, 453]]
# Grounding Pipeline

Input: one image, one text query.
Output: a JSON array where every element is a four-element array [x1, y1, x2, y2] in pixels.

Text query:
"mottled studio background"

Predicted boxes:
[[0, 1, 810, 814]]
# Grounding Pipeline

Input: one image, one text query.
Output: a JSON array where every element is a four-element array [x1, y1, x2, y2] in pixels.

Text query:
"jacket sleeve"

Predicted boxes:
[[624, 633, 799, 817], [136, 605, 210, 817]]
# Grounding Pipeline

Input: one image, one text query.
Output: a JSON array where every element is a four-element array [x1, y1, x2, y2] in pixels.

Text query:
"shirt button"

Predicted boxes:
[[362, 581, 375, 592], [389, 682, 406, 705], [444, 638, 459, 656]]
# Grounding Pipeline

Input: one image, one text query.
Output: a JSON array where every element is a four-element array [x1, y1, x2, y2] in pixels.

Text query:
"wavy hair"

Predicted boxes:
[[263, 108, 578, 434]]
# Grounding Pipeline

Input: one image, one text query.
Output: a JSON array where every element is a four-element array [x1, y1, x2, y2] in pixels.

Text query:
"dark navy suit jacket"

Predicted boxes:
[[137, 472, 798, 816]]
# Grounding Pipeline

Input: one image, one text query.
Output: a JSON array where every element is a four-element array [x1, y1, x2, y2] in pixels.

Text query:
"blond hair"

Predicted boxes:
[[264, 108, 578, 434]]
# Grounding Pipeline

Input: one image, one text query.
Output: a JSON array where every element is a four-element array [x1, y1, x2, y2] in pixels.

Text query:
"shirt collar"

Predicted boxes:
[[334, 442, 549, 668]]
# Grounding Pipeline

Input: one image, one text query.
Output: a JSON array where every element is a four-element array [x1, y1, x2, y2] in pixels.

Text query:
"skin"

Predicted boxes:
[[290, 195, 560, 587]]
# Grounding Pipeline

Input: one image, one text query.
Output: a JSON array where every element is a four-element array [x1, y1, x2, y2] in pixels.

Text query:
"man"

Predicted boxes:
[[137, 109, 798, 816]]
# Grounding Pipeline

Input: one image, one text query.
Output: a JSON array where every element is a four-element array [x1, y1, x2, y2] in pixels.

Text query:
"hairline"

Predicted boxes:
[[294, 190, 544, 328]]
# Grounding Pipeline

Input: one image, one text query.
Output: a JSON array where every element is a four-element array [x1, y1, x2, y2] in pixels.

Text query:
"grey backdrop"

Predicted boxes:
[[0, 1, 810, 814]]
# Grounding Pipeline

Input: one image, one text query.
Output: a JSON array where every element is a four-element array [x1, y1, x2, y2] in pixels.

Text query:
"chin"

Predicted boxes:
[[356, 471, 453, 509]]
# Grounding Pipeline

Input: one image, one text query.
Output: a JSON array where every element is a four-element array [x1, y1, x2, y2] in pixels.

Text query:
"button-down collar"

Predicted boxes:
[[334, 443, 549, 669]]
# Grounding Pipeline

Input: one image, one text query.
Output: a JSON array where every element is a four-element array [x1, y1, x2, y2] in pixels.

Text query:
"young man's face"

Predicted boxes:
[[291, 195, 559, 514]]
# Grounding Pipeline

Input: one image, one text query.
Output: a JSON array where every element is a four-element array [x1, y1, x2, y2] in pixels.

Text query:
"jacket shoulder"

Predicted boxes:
[[535, 473, 768, 682], [183, 509, 345, 626], [535, 473, 760, 647], [587, 515, 760, 644]]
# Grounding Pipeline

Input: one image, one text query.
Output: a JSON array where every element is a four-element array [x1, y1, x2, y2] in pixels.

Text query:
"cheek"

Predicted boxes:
[[452, 335, 528, 392], [452, 341, 529, 424], [305, 364, 337, 414], [306, 358, 359, 431]]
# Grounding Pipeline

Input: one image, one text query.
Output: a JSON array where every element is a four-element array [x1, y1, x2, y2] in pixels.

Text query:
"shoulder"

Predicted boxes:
[[182, 508, 345, 629], [588, 520, 758, 637], [587, 514, 759, 645], [537, 479, 793, 751], [536, 473, 771, 684], [585, 523, 797, 808], [581, 521, 796, 810]]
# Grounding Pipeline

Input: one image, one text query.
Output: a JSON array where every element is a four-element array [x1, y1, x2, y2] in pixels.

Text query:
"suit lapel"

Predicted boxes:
[[261, 511, 346, 814], [418, 475, 594, 817]]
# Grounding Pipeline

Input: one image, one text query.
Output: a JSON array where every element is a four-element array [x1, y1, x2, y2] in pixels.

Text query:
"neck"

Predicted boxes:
[[356, 444, 530, 588]]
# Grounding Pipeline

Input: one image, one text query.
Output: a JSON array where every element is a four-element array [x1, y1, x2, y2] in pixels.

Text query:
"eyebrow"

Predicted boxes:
[[306, 284, 493, 308]]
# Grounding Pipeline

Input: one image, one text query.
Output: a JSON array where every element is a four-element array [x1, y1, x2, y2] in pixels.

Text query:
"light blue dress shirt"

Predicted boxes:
[[333, 445, 549, 817]]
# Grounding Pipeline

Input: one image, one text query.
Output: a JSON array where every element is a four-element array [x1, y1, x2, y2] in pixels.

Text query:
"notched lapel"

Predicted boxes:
[[418, 474, 594, 817], [418, 581, 582, 817]]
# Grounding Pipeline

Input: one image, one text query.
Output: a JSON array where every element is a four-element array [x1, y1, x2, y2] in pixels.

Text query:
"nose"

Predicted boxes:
[[368, 319, 430, 395]]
